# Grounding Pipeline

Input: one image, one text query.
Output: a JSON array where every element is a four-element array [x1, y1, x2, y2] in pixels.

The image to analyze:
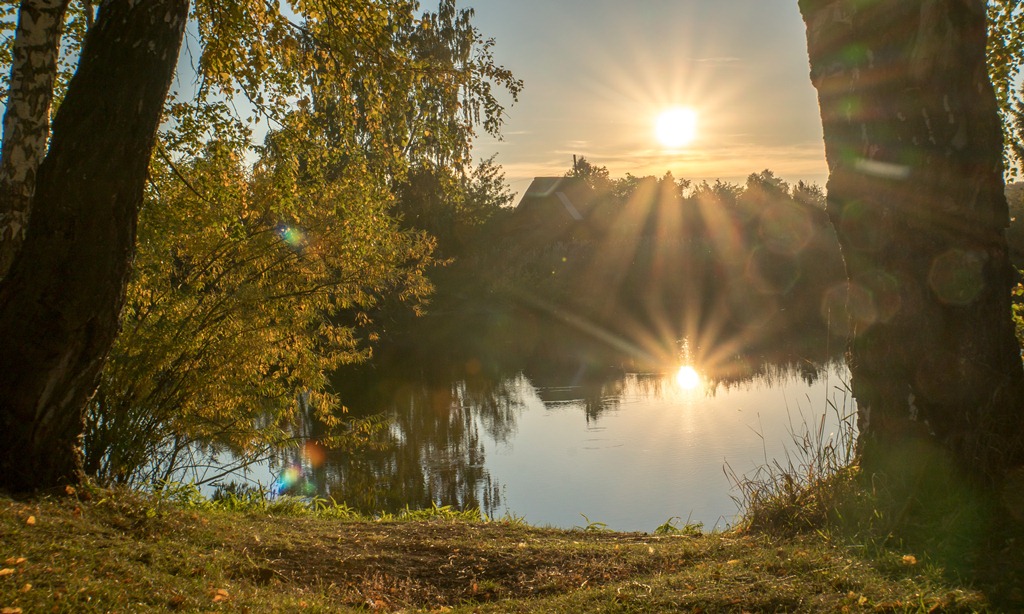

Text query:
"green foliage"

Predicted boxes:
[[574, 513, 610, 533], [458, 155, 517, 233], [172, 0, 521, 175], [166, 481, 484, 521], [378, 502, 485, 522], [792, 180, 826, 209], [654, 516, 703, 536], [690, 178, 742, 207]]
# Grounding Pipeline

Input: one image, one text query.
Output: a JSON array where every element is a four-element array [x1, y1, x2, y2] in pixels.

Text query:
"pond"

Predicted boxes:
[[223, 311, 855, 533]]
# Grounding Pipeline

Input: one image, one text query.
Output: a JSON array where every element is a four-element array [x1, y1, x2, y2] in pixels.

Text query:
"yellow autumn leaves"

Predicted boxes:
[[1, 556, 30, 613], [67, 1, 520, 486]]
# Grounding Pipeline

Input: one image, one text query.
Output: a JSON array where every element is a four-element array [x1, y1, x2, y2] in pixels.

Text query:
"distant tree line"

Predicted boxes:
[[461, 160, 846, 355]]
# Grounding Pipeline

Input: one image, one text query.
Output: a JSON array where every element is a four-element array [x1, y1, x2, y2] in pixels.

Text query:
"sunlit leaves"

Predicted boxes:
[[0, 0, 521, 485], [988, 0, 1024, 173], [191, 0, 301, 120], [86, 137, 436, 485], [0, 4, 17, 100], [988, 0, 1024, 114]]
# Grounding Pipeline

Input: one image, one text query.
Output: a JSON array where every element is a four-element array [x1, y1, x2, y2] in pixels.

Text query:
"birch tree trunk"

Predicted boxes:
[[799, 0, 1024, 481], [0, 0, 189, 492], [0, 0, 69, 279]]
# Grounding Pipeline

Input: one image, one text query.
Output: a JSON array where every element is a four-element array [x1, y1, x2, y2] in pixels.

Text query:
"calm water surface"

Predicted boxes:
[[244, 325, 854, 533], [485, 364, 850, 531]]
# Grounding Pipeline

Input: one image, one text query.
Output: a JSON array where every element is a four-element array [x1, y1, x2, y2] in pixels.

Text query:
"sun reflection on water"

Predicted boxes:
[[675, 365, 702, 390]]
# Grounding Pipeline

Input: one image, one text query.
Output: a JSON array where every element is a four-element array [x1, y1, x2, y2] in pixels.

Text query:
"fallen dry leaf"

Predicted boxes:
[[64, 485, 76, 496], [902, 554, 918, 566], [1, 607, 23, 614], [0, 569, 15, 577], [24, 516, 35, 526], [18, 584, 30, 593], [2, 559, 25, 567], [211, 588, 230, 603]]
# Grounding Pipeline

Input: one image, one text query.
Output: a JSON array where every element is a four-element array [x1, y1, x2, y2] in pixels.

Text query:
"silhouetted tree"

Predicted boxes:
[[567, 155, 613, 193]]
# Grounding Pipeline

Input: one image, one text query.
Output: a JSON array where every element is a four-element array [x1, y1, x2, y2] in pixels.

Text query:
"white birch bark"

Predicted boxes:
[[0, 0, 70, 278]]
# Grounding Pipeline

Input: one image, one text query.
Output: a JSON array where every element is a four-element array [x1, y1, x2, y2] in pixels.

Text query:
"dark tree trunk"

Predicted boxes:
[[0, 0, 70, 279], [0, 0, 189, 492], [799, 0, 1024, 481]]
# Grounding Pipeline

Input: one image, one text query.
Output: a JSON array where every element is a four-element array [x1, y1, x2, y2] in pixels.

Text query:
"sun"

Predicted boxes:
[[675, 365, 702, 390], [655, 107, 698, 149]]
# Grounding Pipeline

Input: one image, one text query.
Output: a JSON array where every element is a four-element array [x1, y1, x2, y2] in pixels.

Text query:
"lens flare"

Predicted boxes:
[[272, 465, 302, 496], [302, 441, 326, 468], [929, 249, 985, 306], [276, 224, 307, 250]]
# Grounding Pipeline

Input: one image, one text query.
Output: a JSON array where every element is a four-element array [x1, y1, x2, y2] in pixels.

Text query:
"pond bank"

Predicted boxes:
[[0, 489, 992, 613]]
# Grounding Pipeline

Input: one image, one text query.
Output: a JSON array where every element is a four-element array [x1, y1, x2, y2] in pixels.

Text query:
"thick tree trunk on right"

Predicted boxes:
[[799, 0, 1024, 481], [0, 0, 188, 493]]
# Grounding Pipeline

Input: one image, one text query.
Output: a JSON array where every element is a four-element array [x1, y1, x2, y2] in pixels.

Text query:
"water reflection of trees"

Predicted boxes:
[[273, 318, 844, 516], [276, 365, 528, 518], [706, 355, 841, 394], [520, 339, 843, 422]]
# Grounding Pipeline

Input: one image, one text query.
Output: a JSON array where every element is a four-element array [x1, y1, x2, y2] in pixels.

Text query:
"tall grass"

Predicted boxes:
[[726, 377, 862, 535], [726, 373, 1019, 604]]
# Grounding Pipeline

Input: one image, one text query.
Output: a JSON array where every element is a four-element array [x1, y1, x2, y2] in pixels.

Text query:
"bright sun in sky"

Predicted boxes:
[[655, 107, 698, 149]]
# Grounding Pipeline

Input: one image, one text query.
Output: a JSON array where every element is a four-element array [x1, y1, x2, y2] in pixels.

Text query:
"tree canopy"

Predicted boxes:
[[0, 0, 520, 489]]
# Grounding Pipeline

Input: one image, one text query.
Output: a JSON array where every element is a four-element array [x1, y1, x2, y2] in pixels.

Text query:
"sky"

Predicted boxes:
[[461, 0, 829, 198], [0, 2, 828, 199]]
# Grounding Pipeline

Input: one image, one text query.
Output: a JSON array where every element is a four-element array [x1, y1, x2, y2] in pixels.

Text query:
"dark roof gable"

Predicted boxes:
[[514, 177, 596, 222]]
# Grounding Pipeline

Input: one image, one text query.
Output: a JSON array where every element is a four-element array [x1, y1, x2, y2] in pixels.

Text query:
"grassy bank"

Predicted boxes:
[[0, 487, 996, 613]]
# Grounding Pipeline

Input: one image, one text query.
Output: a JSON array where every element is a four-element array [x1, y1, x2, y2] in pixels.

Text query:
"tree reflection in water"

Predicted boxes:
[[268, 315, 846, 522]]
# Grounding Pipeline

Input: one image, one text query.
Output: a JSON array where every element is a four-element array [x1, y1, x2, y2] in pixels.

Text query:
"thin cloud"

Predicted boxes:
[[693, 56, 743, 64]]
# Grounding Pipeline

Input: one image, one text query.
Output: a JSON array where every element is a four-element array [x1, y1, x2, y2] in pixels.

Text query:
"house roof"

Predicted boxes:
[[515, 177, 595, 222]]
